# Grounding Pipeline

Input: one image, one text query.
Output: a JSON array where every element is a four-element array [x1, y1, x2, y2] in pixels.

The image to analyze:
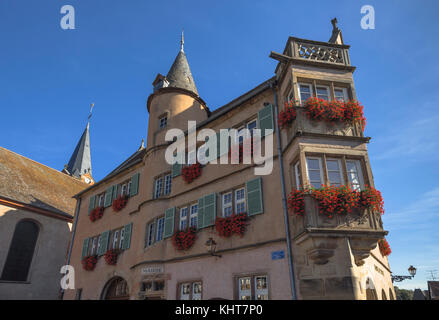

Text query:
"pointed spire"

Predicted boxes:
[[180, 29, 184, 52], [64, 105, 93, 180], [166, 32, 199, 95]]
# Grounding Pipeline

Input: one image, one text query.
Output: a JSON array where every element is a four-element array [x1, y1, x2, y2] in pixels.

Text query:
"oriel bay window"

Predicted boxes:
[[302, 155, 366, 190], [179, 281, 202, 300], [237, 274, 269, 300], [297, 81, 352, 104]]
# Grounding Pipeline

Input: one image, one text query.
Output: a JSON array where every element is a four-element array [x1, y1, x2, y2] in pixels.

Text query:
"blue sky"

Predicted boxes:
[[0, 0, 438, 290]]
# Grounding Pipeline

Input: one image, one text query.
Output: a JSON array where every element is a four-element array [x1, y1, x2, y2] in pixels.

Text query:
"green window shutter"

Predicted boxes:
[[104, 186, 113, 207], [205, 134, 217, 163], [163, 207, 175, 238], [81, 238, 89, 259], [217, 130, 229, 158], [172, 153, 183, 177], [130, 173, 140, 197], [99, 231, 110, 256], [112, 185, 118, 201], [88, 195, 96, 215], [202, 193, 217, 228], [258, 104, 274, 137], [197, 197, 205, 229], [246, 177, 264, 216], [122, 223, 133, 250]]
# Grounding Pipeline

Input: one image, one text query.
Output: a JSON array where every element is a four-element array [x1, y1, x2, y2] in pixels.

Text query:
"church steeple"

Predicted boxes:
[[63, 104, 94, 185]]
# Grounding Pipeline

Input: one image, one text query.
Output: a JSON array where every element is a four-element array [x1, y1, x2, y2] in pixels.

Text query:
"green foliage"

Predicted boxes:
[[394, 286, 414, 300]]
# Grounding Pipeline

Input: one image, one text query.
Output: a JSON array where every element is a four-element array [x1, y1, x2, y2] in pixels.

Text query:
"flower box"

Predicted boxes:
[[378, 238, 391, 257], [112, 195, 128, 212], [89, 206, 104, 222], [172, 227, 197, 251], [278, 102, 297, 129], [82, 255, 98, 271], [215, 213, 248, 237], [182, 163, 202, 184], [104, 249, 120, 265]]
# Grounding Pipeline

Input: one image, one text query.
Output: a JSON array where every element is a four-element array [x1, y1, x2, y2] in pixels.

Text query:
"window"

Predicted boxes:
[[143, 280, 165, 293], [120, 183, 128, 197], [159, 115, 167, 129], [91, 237, 97, 255], [316, 86, 330, 101], [298, 83, 312, 103], [247, 119, 258, 136], [164, 174, 172, 195], [222, 192, 233, 217], [255, 276, 269, 300], [326, 158, 344, 187], [187, 150, 196, 165], [112, 230, 119, 249], [346, 160, 364, 191], [146, 222, 155, 247], [334, 87, 348, 102], [189, 204, 198, 228], [306, 157, 324, 188], [96, 235, 102, 255], [198, 144, 207, 164], [1, 220, 39, 282], [156, 217, 165, 242], [154, 173, 171, 198], [154, 177, 163, 199], [179, 281, 202, 300], [294, 162, 301, 189], [179, 207, 188, 230], [235, 188, 246, 214], [119, 228, 125, 249], [237, 275, 269, 300], [75, 289, 83, 300], [98, 194, 105, 207], [238, 277, 252, 300]]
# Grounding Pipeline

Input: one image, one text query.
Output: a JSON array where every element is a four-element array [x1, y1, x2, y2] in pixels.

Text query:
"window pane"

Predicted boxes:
[[306, 158, 320, 170], [156, 218, 164, 242], [308, 170, 322, 182], [192, 282, 202, 300], [255, 276, 268, 300], [346, 160, 363, 190], [334, 89, 346, 102], [180, 283, 191, 300], [316, 87, 329, 100], [238, 277, 252, 300], [190, 204, 198, 228], [164, 174, 172, 195], [299, 85, 312, 102]]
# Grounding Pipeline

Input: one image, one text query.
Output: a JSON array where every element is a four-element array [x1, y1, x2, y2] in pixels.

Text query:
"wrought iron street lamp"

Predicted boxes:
[[391, 265, 417, 283]]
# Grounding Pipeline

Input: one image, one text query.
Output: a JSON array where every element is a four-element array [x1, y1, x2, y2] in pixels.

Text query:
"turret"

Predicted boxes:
[[146, 32, 209, 149]]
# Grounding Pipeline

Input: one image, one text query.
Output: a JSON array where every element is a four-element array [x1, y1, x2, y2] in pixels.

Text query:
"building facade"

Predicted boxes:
[[64, 22, 395, 300], [0, 147, 88, 299]]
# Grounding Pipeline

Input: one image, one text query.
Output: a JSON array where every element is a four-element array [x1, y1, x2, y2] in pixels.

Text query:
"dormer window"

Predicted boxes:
[[159, 115, 168, 129]]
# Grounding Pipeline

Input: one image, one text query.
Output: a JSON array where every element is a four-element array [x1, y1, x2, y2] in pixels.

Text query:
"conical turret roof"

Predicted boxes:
[[65, 122, 92, 178]]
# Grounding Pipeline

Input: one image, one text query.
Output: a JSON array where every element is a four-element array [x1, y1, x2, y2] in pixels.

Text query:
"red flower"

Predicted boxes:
[[81, 255, 98, 271], [172, 227, 197, 250], [278, 102, 297, 129], [112, 195, 128, 212], [89, 206, 104, 222], [215, 213, 248, 237], [182, 163, 202, 184], [287, 189, 306, 216], [357, 185, 385, 215], [104, 249, 119, 265], [378, 238, 391, 256]]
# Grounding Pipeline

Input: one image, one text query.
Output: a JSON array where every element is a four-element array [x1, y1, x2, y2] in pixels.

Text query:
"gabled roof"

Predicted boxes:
[[66, 122, 92, 178], [0, 147, 87, 218]]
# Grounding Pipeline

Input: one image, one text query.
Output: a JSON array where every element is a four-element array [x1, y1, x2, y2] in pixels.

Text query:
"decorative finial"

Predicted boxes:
[[180, 29, 184, 52], [138, 138, 145, 150], [331, 18, 339, 31], [88, 103, 95, 122]]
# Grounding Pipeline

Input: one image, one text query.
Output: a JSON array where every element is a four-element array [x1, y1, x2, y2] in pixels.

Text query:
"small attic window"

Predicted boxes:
[[159, 115, 168, 129]]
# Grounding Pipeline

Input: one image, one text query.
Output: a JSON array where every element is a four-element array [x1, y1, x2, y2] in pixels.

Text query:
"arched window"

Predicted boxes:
[[102, 277, 129, 300], [1, 220, 39, 281], [381, 289, 387, 300]]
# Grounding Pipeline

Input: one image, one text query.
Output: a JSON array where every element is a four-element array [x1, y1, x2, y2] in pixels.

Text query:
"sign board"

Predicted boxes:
[[271, 250, 285, 260], [141, 265, 164, 275]]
